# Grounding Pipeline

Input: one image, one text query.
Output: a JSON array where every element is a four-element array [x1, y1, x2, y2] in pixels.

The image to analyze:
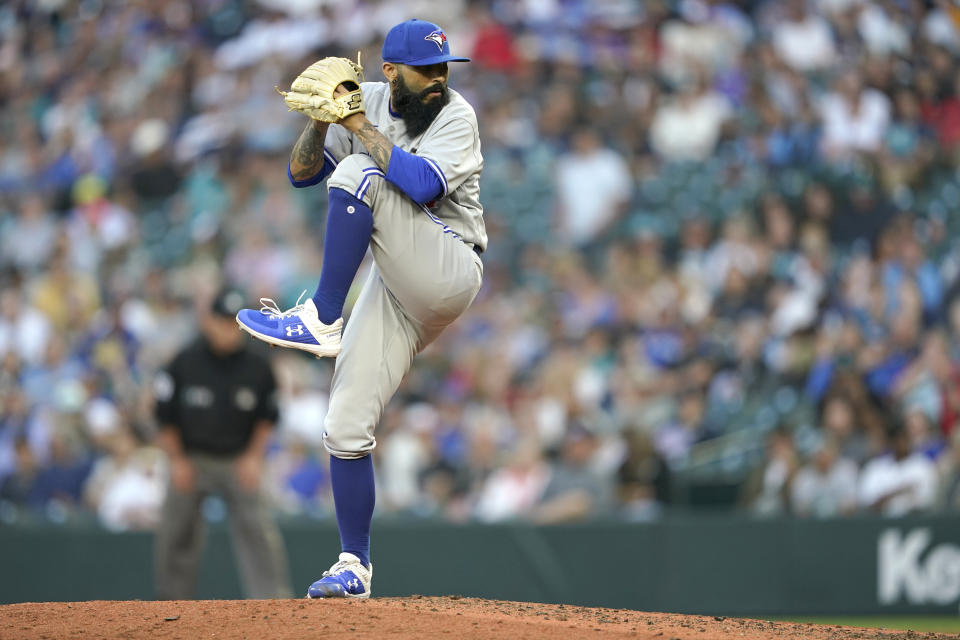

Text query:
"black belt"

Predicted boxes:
[[467, 242, 482, 255]]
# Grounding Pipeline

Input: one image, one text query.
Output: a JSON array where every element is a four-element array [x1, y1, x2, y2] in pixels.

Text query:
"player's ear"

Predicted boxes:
[[383, 62, 398, 82]]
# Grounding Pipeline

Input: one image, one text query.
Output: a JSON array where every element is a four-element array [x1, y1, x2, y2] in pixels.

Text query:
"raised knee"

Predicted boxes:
[[328, 154, 384, 200]]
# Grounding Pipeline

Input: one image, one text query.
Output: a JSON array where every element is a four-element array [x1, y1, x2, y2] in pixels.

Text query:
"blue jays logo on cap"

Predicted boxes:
[[425, 30, 447, 51], [382, 19, 471, 66]]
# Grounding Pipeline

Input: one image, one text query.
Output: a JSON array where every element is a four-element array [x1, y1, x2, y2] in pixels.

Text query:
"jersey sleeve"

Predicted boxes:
[[414, 115, 481, 200], [384, 146, 444, 204]]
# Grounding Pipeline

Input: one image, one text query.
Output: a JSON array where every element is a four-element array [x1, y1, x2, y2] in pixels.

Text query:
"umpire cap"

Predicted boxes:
[[210, 287, 246, 318]]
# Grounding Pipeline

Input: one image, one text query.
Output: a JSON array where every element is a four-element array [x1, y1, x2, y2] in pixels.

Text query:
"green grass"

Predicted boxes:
[[779, 616, 960, 633]]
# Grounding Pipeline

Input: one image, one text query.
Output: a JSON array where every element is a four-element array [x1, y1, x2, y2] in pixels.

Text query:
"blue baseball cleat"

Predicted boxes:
[[307, 553, 372, 599], [236, 294, 342, 358]]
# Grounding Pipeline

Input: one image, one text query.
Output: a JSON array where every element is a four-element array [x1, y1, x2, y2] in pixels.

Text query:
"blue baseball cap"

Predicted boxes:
[[382, 19, 471, 66]]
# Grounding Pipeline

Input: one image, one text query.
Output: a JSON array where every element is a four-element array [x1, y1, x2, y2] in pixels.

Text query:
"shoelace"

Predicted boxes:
[[259, 291, 308, 319], [323, 559, 354, 578]]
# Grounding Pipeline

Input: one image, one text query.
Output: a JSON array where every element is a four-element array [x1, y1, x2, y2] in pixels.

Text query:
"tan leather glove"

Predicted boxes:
[[277, 53, 365, 123]]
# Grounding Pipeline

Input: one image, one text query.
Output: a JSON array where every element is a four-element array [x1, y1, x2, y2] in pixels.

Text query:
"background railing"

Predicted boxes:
[[4, 514, 958, 615]]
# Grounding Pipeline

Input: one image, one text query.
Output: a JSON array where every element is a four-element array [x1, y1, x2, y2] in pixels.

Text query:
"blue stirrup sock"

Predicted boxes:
[[329, 454, 375, 568], [312, 187, 373, 325]]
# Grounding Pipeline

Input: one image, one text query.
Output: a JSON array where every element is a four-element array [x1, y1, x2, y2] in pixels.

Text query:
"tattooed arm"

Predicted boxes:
[[289, 120, 330, 182], [341, 114, 393, 171]]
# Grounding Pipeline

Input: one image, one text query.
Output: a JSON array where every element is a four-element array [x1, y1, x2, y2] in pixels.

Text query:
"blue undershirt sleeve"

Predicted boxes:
[[288, 157, 335, 188], [385, 146, 445, 204]]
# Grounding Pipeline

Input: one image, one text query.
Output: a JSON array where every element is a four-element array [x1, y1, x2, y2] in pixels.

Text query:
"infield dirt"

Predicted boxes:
[[1, 597, 952, 639]]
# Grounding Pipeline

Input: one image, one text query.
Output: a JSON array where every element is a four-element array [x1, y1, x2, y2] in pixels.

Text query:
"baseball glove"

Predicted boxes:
[[277, 53, 365, 123]]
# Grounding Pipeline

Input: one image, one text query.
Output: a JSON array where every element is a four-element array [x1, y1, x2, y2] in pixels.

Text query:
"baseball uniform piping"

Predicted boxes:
[[422, 157, 448, 197]]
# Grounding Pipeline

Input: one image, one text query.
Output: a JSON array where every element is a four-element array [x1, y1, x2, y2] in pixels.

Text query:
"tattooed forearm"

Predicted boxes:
[[345, 117, 393, 171], [290, 120, 328, 181]]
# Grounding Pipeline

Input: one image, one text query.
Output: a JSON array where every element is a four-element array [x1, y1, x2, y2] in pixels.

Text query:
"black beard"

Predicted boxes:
[[391, 73, 449, 138]]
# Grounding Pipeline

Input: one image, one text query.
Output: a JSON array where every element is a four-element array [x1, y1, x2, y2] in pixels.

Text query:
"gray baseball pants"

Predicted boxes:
[[322, 154, 483, 458]]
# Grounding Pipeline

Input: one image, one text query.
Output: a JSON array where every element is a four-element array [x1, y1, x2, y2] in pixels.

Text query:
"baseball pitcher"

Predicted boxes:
[[236, 19, 485, 598]]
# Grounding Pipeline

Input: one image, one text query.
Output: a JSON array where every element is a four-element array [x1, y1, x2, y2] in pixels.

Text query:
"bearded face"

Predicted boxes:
[[390, 70, 450, 138]]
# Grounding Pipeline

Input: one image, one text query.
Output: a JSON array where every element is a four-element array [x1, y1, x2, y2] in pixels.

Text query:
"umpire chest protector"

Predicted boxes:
[[155, 339, 278, 456]]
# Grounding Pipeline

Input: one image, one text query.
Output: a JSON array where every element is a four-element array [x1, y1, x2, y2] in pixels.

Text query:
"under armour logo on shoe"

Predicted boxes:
[[286, 324, 305, 336], [346, 578, 359, 590]]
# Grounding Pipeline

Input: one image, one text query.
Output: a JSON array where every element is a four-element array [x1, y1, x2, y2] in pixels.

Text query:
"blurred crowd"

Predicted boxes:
[[2, 0, 960, 530]]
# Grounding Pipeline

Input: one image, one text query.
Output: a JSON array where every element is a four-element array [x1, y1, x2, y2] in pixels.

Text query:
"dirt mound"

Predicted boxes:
[[1, 597, 951, 639]]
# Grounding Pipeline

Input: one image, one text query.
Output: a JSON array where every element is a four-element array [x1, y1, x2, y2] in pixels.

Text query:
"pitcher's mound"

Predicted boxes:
[[0, 597, 950, 639]]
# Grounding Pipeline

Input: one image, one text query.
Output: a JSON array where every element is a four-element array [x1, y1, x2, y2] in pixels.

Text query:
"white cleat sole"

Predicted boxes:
[[236, 319, 341, 358]]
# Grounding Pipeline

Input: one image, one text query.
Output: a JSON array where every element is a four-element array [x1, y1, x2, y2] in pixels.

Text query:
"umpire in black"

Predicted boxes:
[[153, 288, 292, 599]]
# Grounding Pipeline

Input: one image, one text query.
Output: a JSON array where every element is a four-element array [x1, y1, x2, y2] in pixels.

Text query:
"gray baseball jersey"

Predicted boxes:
[[321, 82, 487, 252], [315, 82, 485, 458]]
